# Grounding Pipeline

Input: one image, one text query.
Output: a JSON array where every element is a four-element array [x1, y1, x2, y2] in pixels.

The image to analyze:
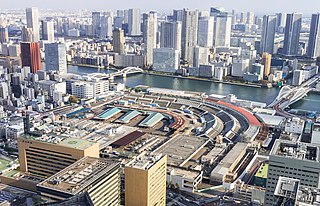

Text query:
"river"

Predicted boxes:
[[67, 65, 320, 112]]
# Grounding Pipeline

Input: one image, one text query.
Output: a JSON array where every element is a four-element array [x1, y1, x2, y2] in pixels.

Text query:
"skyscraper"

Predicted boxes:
[[160, 21, 181, 51], [26, 7, 40, 42], [214, 15, 232, 47], [128, 9, 141, 36], [125, 154, 167, 206], [45, 43, 67, 74], [143, 12, 157, 66], [240, 12, 246, 24], [260, 15, 277, 54], [0, 27, 8, 43], [307, 13, 320, 58], [20, 42, 41, 74], [113, 28, 125, 54], [181, 9, 199, 65], [21, 26, 33, 42], [92, 12, 101, 37], [198, 16, 214, 47], [41, 20, 55, 42], [246, 12, 255, 25], [173, 9, 184, 21], [276, 13, 287, 33], [262, 52, 272, 77], [100, 14, 113, 38], [283, 13, 302, 56]]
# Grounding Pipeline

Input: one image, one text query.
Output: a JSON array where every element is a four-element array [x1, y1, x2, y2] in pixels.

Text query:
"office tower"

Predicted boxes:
[[37, 157, 121, 205], [231, 9, 236, 25], [20, 42, 41, 74], [198, 16, 214, 47], [193, 46, 209, 68], [11, 73, 22, 98], [262, 52, 272, 77], [100, 14, 113, 38], [0, 27, 8, 43], [18, 136, 99, 178], [56, 17, 63, 35], [276, 13, 287, 32], [45, 43, 67, 74], [92, 12, 101, 37], [26, 7, 40, 42], [114, 16, 124, 29], [128, 9, 141, 36], [0, 82, 9, 99], [41, 20, 54, 42], [153, 48, 179, 73], [260, 15, 277, 54], [209, 7, 228, 18], [21, 26, 33, 42], [265, 140, 320, 205], [283, 13, 302, 56], [160, 21, 181, 51], [214, 15, 232, 47], [307, 13, 320, 58], [173, 9, 184, 21], [292, 70, 306, 85], [240, 12, 246, 23], [143, 12, 157, 66], [125, 154, 167, 206], [246, 12, 255, 25], [181, 9, 199, 65], [113, 28, 125, 54]]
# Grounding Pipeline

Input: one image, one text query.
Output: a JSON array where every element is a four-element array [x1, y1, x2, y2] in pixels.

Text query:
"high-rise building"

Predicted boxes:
[[262, 52, 272, 77], [20, 42, 41, 74], [283, 13, 302, 56], [198, 16, 214, 47], [26, 7, 40, 42], [92, 12, 101, 37], [240, 12, 246, 24], [193, 46, 209, 68], [45, 43, 67, 74], [173, 9, 184, 21], [260, 15, 277, 54], [125, 154, 167, 206], [21, 26, 33, 42], [41, 20, 54, 43], [56, 17, 63, 35], [37, 157, 121, 205], [128, 9, 141, 36], [100, 13, 113, 38], [160, 21, 181, 51], [0, 27, 8, 43], [292, 70, 306, 85], [113, 28, 125, 54], [265, 140, 320, 206], [246, 12, 255, 25], [181, 9, 199, 65], [231, 9, 237, 25], [307, 13, 320, 58], [214, 15, 232, 47], [276, 13, 287, 33], [153, 48, 179, 73], [143, 12, 157, 66], [18, 136, 99, 178]]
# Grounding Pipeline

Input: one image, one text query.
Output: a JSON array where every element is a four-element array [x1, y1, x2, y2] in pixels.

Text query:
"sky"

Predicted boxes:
[[2, 0, 320, 14]]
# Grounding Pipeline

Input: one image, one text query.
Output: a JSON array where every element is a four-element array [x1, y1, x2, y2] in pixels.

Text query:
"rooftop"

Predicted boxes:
[[254, 163, 268, 179], [37, 157, 119, 195], [127, 153, 165, 170], [271, 140, 320, 162], [98, 107, 121, 119], [138, 112, 164, 127], [118, 110, 141, 124]]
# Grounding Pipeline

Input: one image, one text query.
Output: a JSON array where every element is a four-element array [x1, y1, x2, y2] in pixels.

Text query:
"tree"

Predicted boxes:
[[69, 95, 79, 103]]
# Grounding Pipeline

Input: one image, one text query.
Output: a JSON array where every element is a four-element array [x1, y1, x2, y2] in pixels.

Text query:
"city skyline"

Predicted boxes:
[[1, 0, 320, 14]]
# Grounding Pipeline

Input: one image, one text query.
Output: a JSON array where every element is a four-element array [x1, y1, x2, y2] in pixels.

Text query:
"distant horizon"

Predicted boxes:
[[1, 0, 320, 15]]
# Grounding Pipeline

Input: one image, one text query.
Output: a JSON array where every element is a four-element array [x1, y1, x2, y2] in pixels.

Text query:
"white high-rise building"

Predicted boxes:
[[265, 140, 320, 206], [160, 21, 181, 51], [42, 20, 55, 43], [193, 46, 209, 68], [143, 12, 157, 66], [292, 70, 305, 86], [45, 43, 67, 75], [100, 14, 113, 38], [246, 12, 255, 25], [260, 15, 277, 54], [214, 15, 232, 47], [198, 16, 214, 47], [181, 9, 199, 65], [26, 7, 40, 42], [128, 9, 141, 36], [153, 48, 179, 73]]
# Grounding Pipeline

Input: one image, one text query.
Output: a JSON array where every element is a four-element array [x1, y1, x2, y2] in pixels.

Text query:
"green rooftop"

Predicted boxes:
[[255, 163, 268, 179], [0, 158, 11, 172], [2, 169, 19, 178], [58, 138, 96, 150]]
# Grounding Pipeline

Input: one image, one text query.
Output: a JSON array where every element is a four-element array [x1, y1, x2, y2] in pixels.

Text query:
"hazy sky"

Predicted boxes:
[[2, 0, 320, 14]]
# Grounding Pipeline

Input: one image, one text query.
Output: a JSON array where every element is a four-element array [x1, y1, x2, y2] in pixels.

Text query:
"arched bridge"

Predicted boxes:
[[108, 67, 144, 79]]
